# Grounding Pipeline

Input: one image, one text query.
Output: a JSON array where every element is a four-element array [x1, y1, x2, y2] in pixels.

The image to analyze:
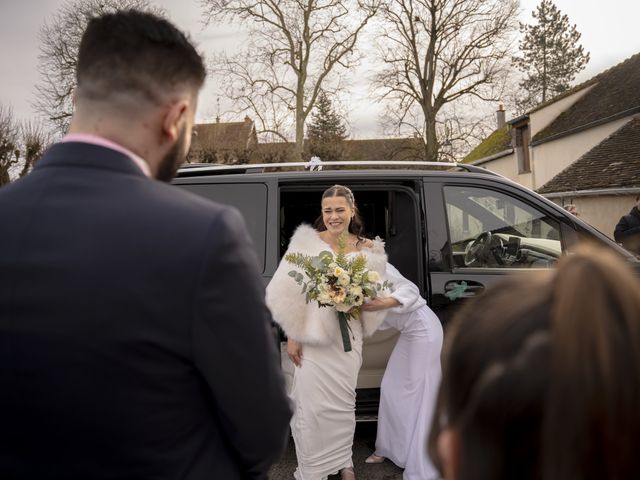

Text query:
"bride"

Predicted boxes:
[[266, 184, 389, 480]]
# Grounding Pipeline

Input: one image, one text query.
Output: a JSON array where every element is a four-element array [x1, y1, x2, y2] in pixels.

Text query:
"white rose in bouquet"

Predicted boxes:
[[337, 272, 350, 286], [317, 284, 332, 304], [365, 270, 380, 282]]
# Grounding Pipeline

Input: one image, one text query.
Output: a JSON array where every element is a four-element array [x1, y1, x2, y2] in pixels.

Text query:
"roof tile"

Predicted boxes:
[[533, 53, 640, 143], [537, 118, 640, 194], [463, 126, 511, 163], [251, 138, 425, 163], [192, 118, 256, 152]]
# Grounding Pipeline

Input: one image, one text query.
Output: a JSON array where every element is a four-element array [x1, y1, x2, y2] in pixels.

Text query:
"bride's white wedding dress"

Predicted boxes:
[[266, 225, 389, 480], [289, 318, 363, 479]]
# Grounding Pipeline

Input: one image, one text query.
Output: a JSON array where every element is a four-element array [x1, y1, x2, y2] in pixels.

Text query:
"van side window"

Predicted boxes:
[[443, 186, 562, 269], [179, 183, 267, 272]]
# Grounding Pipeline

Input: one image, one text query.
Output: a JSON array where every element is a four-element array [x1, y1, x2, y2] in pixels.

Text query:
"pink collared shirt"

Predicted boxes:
[[61, 133, 151, 178]]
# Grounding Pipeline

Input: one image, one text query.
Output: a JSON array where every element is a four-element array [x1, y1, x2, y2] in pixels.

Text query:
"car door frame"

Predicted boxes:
[[422, 174, 597, 324]]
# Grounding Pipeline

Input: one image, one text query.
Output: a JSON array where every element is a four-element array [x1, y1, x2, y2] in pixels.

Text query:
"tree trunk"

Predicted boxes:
[[294, 72, 306, 162], [422, 104, 439, 162], [425, 124, 439, 162], [542, 39, 547, 102], [294, 114, 305, 162], [0, 167, 10, 186]]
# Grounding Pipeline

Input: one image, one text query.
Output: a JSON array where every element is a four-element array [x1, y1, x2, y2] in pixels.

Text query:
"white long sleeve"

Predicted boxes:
[[386, 263, 427, 315]]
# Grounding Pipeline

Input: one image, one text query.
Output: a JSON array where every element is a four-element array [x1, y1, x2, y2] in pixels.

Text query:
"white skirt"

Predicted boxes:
[[291, 319, 363, 480], [375, 307, 442, 480]]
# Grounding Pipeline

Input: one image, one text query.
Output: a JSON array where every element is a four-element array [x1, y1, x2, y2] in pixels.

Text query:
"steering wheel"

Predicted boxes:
[[464, 231, 493, 267]]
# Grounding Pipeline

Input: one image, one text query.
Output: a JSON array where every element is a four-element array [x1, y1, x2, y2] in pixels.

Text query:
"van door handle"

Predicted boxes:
[[444, 280, 485, 300]]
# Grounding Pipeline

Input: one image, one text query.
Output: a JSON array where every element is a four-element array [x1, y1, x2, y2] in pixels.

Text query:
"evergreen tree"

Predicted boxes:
[[306, 92, 348, 162], [514, 0, 590, 106]]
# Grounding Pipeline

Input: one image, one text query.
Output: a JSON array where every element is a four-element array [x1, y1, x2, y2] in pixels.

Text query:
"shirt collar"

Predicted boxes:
[[61, 133, 151, 178]]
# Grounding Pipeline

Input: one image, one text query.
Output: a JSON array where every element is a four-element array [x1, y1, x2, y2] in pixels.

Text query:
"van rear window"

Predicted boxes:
[[179, 183, 268, 273]]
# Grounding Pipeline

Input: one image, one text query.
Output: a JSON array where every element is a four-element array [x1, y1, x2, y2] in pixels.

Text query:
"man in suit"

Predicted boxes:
[[0, 10, 291, 479]]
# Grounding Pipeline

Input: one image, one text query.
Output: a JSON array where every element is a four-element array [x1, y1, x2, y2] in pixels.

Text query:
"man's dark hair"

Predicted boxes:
[[76, 9, 206, 105]]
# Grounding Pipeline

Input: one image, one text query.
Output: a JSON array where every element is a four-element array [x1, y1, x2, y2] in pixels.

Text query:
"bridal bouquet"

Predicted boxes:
[[285, 234, 391, 352]]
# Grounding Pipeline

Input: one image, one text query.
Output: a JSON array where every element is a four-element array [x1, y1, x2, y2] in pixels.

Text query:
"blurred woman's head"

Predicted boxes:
[[431, 244, 640, 480], [314, 184, 365, 239]]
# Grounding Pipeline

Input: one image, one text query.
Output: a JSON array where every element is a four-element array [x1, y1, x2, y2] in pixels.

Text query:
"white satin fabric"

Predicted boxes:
[[374, 264, 442, 480], [267, 227, 391, 479], [291, 319, 363, 480]]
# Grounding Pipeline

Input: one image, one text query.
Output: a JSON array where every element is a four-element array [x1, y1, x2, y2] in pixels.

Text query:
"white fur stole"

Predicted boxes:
[[265, 224, 389, 345]]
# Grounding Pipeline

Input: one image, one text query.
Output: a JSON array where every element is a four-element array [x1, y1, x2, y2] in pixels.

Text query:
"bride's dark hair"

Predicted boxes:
[[314, 185, 365, 243]]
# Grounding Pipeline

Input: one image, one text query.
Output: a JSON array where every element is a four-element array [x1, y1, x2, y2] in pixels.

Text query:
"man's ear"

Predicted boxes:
[[162, 100, 188, 142], [438, 427, 460, 480]]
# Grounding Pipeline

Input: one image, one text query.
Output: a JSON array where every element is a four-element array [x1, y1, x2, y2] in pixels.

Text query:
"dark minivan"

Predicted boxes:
[[174, 161, 639, 416]]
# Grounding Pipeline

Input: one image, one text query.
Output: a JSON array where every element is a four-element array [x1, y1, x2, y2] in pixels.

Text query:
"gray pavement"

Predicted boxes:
[[269, 423, 403, 479]]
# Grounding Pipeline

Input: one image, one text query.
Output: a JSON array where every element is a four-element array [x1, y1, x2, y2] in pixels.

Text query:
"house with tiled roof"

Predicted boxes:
[[189, 115, 423, 165], [188, 116, 258, 164], [464, 52, 640, 237], [343, 138, 423, 162], [245, 137, 426, 166]]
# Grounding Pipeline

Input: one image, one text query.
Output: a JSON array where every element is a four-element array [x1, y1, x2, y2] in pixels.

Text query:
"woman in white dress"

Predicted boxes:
[[363, 264, 442, 480], [266, 185, 389, 480]]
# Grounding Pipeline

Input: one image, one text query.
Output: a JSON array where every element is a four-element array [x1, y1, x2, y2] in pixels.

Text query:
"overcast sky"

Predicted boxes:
[[1, 0, 639, 138]]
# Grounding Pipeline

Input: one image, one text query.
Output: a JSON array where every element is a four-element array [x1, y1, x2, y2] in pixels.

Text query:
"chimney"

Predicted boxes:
[[496, 104, 506, 129]]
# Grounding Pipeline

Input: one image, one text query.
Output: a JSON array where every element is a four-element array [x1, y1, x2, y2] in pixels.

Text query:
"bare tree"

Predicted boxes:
[[0, 106, 20, 186], [0, 106, 53, 186], [375, 0, 519, 161], [437, 103, 495, 161], [378, 101, 492, 162], [201, 0, 380, 161], [18, 122, 52, 178], [34, 0, 161, 134]]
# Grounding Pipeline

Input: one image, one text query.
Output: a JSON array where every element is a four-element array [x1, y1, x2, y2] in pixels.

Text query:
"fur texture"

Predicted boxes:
[[266, 224, 389, 345]]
